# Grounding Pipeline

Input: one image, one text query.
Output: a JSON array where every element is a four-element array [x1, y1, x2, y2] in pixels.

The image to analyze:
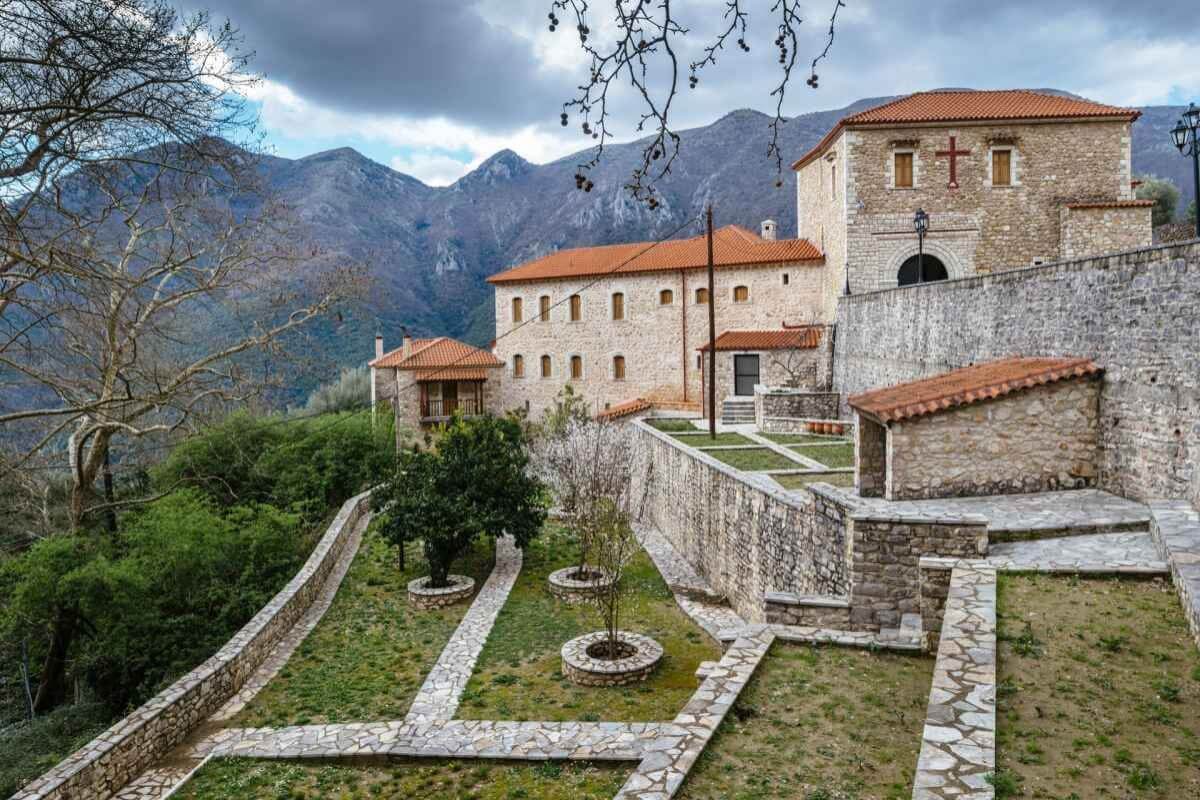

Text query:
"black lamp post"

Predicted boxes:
[[913, 208, 929, 283], [1172, 103, 1200, 239]]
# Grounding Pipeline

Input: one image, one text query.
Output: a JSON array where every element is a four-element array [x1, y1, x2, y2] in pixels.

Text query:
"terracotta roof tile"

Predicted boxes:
[[794, 90, 1140, 170], [413, 366, 495, 382], [848, 356, 1103, 423], [1064, 199, 1154, 209], [370, 336, 502, 370], [597, 398, 653, 420], [697, 327, 823, 351], [487, 225, 822, 284]]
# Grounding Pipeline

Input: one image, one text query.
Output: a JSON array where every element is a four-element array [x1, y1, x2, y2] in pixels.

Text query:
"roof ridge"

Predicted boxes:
[[879, 357, 1091, 410]]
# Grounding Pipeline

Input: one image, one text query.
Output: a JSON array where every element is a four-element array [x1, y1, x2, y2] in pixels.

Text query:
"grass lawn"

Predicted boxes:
[[760, 433, 849, 445], [229, 526, 496, 727], [702, 447, 798, 472], [789, 442, 856, 469], [646, 418, 699, 432], [670, 432, 753, 446], [458, 525, 721, 722], [679, 643, 932, 800], [175, 757, 628, 800], [995, 574, 1200, 799], [772, 472, 855, 490], [0, 702, 114, 798]]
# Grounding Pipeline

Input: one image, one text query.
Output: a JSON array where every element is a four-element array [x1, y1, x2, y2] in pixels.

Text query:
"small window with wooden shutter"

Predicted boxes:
[[612, 355, 626, 380], [611, 292, 625, 320], [992, 149, 1012, 186], [894, 152, 914, 188], [570, 355, 582, 380], [512, 297, 523, 322], [695, 287, 709, 304], [569, 294, 581, 321], [513, 354, 524, 378], [659, 289, 673, 305], [539, 295, 550, 322], [540, 355, 551, 378], [733, 285, 749, 302]]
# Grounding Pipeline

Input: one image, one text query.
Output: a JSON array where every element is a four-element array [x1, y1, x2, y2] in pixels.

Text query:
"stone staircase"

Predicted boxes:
[[720, 398, 755, 425]]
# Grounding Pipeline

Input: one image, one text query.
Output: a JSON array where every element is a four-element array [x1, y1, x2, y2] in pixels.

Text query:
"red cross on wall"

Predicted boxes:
[[935, 135, 971, 189]]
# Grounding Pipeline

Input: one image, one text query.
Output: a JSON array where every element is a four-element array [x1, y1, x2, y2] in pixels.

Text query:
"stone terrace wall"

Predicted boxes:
[[14, 491, 372, 800], [632, 420, 849, 622], [833, 240, 1200, 508], [754, 387, 840, 429]]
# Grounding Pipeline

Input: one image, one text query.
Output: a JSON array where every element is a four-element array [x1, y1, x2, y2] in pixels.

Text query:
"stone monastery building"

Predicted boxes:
[[373, 89, 1153, 424]]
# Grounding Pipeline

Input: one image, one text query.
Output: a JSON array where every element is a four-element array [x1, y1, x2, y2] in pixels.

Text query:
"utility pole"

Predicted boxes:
[[706, 205, 716, 440]]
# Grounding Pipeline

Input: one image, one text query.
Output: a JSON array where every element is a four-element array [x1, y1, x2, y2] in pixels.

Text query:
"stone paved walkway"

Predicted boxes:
[[634, 523, 746, 641], [1149, 501, 1200, 649], [986, 531, 1168, 574], [406, 535, 522, 723], [912, 562, 997, 800]]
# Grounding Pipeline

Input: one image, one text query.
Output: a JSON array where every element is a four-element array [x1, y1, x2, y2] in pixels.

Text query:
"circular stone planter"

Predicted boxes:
[[547, 565, 615, 603], [407, 574, 475, 610], [561, 631, 664, 687]]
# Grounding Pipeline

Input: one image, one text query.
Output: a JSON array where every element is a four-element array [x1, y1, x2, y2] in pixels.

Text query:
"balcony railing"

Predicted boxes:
[[421, 396, 482, 420]]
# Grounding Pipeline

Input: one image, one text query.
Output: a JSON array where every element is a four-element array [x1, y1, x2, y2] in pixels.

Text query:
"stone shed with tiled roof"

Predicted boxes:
[[370, 332, 502, 432], [848, 356, 1104, 500], [696, 325, 833, 421]]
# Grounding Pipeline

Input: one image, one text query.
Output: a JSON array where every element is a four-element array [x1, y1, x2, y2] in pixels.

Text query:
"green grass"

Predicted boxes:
[[789, 443, 856, 469], [678, 643, 933, 800], [175, 757, 627, 800], [760, 433, 850, 445], [459, 525, 721, 722], [996, 574, 1200, 799], [772, 472, 856, 490], [0, 702, 114, 798], [671, 432, 753, 446], [646, 418, 699, 432], [702, 447, 798, 471], [229, 525, 496, 727]]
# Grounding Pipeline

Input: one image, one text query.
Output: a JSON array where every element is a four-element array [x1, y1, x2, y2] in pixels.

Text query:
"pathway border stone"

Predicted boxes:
[[985, 531, 1167, 574], [1148, 500, 1200, 649]]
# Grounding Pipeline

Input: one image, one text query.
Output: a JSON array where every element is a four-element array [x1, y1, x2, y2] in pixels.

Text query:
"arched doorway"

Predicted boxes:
[[897, 253, 949, 286]]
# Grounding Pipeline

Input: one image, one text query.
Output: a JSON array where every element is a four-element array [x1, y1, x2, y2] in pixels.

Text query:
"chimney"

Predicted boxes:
[[401, 325, 413, 360], [760, 219, 778, 241], [374, 332, 384, 361]]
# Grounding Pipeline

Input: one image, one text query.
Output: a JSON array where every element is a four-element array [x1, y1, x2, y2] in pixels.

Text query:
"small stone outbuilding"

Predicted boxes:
[[698, 325, 832, 419], [848, 357, 1103, 500]]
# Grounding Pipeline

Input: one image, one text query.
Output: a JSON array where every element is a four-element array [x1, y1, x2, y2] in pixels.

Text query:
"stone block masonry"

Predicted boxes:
[[833, 240, 1200, 510], [754, 387, 840, 429], [1149, 501, 1200, 650], [13, 491, 372, 800]]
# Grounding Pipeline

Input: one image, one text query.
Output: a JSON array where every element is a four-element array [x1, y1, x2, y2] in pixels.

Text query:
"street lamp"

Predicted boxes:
[[1171, 102, 1200, 239], [913, 208, 929, 283]]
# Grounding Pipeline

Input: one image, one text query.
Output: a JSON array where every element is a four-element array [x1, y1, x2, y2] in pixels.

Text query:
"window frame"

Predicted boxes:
[[511, 296, 523, 323], [732, 285, 750, 303], [893, 150, 915, 189], [539, 354, 552, 379], [539, 295, 551, 322], [612, 354, 626, 381], [569, 354, 583, 380], [512, 354, 524, 378], [569, 294, 581, 322], [990, 147, 1014, 187], [611, 291, 625, 321], [694, 287, 709, 305], [658, 288, 674, 306]]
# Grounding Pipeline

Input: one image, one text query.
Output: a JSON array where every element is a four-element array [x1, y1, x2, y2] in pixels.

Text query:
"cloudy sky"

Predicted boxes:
[[195, 0, 1200, 186]]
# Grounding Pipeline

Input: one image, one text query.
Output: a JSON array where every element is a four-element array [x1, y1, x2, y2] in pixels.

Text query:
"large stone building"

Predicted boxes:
[[793, 89, 1153, 295]]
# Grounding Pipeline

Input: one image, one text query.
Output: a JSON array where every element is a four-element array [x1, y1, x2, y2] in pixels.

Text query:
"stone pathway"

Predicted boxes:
[[1149, 501, 1200, 649], [634, 523, 746, 641], [613, 627, 776, 799], [405, 535, 522, 723], [986, 531, 1167, 574], [912, 562, 997, 800], [717, 621, 922, 652]]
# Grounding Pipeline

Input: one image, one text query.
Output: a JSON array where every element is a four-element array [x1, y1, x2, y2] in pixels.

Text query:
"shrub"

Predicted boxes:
[[1134, 175, 1180, 227], [295, 366, 370, 416]]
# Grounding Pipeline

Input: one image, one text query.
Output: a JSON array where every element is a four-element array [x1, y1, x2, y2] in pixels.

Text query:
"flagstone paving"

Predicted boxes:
[[985, 531, 1167, 574], [633, 523, 746, 640]]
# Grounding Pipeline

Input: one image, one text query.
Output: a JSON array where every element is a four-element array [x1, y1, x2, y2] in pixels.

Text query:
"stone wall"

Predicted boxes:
[[14, 492, 372, 800], [1061, 204, 1153, 260], [796, 132, 849, 319], [631, 420, 850, 622], [885, 377, 1102, 500], [833, 240, 1200, 509], [854, 414, 886, 498], [754, 388, 840, 429]]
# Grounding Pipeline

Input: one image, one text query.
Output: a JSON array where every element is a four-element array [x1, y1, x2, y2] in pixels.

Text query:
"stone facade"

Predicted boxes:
[[855, 415, 887, 498], [13, 492, 372, 800], [701, 333, 832, 418], [491, 263, 826, 419], [373, 366, 498, 432], [833, 240, 1200, 510], [797, 118, 1150, 292], [883, 377, 1101, 500], [754, 387, 840, 429]]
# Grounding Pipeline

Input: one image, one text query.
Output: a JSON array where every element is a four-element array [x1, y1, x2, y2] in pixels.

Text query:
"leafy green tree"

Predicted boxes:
[[1135, 176, 1180, 226], [374, 415, 545, 588]]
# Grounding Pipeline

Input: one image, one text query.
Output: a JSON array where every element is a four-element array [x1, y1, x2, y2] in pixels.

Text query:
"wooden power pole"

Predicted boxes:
[[706, 205, 716, 440]]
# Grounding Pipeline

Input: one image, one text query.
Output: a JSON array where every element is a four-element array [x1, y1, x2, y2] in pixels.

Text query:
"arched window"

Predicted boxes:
[[512, 354, 524, 378], [897, 254, 949, 286], [540, 354, 552, 378], [733, 285, 749, 302], [511, 297, 523, 323], [539, 295, 551, 322], [694, 287, 709, 304], [569, 294, 581, 321], [570, 355, 583, 379], [612, 355, 626, 380], [659, 289, 674, 305], [611, 292, 625, 320]]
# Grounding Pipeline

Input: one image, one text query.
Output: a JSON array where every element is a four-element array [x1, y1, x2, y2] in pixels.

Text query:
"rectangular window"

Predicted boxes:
[[895, 152, 914, 188], [540, 355, 552, 378], [992, 150, 1012, 186], [733, 285, 749, 302], [570, 355, 582, 379], [569, 294, 581, 321], [539, 295, 550, 322], [513, 354, 524, 378], [613, 355, 626, 380], [612, 292, 625, 320], [695, 287, 709, 304], [831, 164, 837, 199], [511, 297, 523, 323]]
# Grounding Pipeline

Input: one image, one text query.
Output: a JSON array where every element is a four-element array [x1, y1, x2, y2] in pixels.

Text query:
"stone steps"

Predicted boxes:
[[988, 520, 1150, 544], [720, 399, 755, 425], [763, 591, 851, 628]]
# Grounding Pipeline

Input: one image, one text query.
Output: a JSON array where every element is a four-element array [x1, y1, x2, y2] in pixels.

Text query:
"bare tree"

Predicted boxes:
[[549, 0, 846, 203], [590, 498, 638, 658], [0, 155, 364, 528]]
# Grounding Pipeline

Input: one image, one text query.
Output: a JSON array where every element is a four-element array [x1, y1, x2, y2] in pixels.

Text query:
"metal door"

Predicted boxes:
[[733, 355, 759, 396]]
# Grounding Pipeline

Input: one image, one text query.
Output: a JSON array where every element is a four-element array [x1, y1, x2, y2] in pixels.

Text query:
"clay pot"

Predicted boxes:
[[834, 423, 846, 435], [806, 421, 817, 433], [821, 422, 832, 434]]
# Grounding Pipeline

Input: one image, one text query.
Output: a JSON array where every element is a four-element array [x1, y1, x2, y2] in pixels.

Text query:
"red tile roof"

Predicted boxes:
[[487, 225, 823, 284], [848, 357, 1103, 423], [413, 367, 495, 382], [794, 90, 1140, 170], [370, 336, 502, 372], [1064, 199, 1154, 210], [697, 327, 823, 352], [597, 398, 653, 420]]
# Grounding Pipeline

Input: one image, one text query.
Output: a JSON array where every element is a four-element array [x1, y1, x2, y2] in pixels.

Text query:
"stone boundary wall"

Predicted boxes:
[[1148, 500, 1200, 650], [833, 239, 1200, 509], [14, 491, 373, 800], [632, 420, 850, 622], [754, 387, 841, 430]]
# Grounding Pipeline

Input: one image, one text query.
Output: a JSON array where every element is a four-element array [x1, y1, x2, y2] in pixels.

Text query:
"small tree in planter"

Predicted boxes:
[[373, 414, 546, 607], [590, 499, 639, 657]]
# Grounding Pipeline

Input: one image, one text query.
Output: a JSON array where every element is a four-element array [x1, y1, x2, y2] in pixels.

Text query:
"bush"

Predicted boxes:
[[295, 366, 370, 416], [1135, 175, 1180, 227], [0, 701, 112, 797]]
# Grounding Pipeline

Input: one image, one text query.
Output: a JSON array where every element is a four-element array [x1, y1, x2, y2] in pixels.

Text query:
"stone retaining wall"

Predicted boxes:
[[14, 491, 372, 800], [754, 387, 841, 430]]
